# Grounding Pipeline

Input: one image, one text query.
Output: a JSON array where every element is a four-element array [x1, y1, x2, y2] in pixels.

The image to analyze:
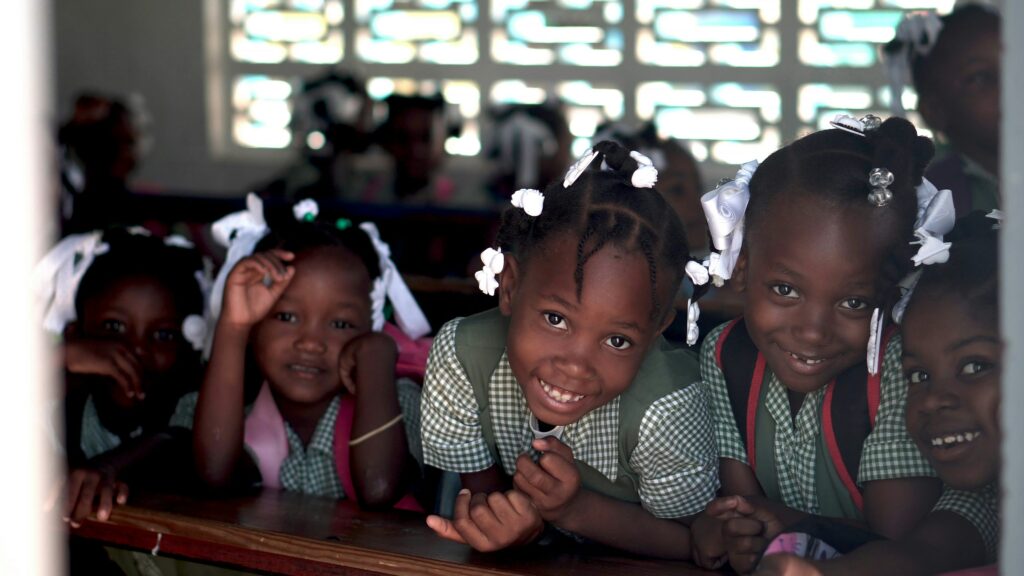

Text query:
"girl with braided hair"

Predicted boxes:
[[691, 116, 956, 573], [420, 140, 717, 558]]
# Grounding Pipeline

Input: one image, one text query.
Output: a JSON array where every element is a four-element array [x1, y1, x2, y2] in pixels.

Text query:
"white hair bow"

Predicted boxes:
[[207, 193, 270, 355], [359, 222, 431, 339], [884, 11, 943, 116], [700, 160, 759, 286], [35, 232, 110, 334], [511, 188, 545, 217], [475, 248, 504, 296]]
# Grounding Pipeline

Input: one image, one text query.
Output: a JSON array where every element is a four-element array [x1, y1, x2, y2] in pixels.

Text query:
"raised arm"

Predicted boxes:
[[193, 250, 294, 487]]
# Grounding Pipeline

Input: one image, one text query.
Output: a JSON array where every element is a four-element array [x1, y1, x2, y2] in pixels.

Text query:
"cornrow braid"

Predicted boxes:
[[495, 140, 691, 320]]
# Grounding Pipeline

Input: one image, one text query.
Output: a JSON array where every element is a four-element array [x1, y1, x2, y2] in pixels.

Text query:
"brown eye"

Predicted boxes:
[[544, 312, 566, 329]]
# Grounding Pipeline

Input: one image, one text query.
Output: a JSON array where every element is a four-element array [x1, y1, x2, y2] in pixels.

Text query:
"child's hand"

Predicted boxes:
[[512, 437, 581, 524], [425, 488, 544, 552], [64, 340, 143, 401], [60, 468, 129, 528], [220, 250, 295, 328], [753, 553, 824, 576], [718, 495, 786, 574], [338, 332, 398, 396], [691, 506, 734, 570]]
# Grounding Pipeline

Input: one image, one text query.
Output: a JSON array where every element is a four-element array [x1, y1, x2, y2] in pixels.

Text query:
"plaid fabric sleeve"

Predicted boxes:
[[168, 390, 198, 430], [933, 485, 999, 562], [630, 383, 720, 518], [859, 334, 937, 482], [421, 318, 495, 473], [700, 322, 748, 464], [396, 377, 424, 468]]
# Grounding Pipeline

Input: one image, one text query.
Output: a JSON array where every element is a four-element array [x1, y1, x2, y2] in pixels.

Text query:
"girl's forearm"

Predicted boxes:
[[348, 363, 407, 508], [193, 322, 250, 487], [558, 489, 695, 559]]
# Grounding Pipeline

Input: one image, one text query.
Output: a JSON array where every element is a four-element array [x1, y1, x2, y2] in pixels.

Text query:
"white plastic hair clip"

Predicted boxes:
[[685, 299, 701, 347], [830, 114, 882, 137], [629, 151, 658, 188], [700, 159, 759, 286], [685, 260, 710, 287], [474, 247, 504, 296], [891, 269, 923, 325], [884, 11, 944, 116], [530, 414, 565, 441], [910, 229, 951, 266], [182, 314, 207, 352], [511, 188, 545, 217], [293, 198, 319, 222], [910, 180, 955, 265], [563, 148, 599, 189], [867, 168, 895, 207], [987, 209, 1003, 229]]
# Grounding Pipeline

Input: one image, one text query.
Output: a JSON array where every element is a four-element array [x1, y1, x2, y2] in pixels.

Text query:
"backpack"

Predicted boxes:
[[714, 318, 894, 511]]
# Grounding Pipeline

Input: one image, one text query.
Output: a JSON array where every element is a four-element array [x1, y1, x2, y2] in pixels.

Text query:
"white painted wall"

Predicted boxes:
[[54, 0, 285, 195]]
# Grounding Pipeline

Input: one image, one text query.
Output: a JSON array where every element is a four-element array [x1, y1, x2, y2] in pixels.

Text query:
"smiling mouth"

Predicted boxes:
[[539, 379, 585, 404], [930, 430, 982, 448], [288, 363, 324, 376], [778, 345, 832, 367]]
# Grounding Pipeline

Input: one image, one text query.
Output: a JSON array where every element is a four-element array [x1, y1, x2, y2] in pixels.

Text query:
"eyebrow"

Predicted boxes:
[[950, 334, 1002, 352], [539, 293, 578, 311]]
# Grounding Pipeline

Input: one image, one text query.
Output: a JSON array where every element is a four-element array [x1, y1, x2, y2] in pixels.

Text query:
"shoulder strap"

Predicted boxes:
[[716, 318, 765, 469], [452, 309, 510, 462], [820, 324, 897, 511]]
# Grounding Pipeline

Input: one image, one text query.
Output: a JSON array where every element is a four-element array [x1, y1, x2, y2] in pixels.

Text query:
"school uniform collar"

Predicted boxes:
[[490, 352, 620, 482], [283, 396, 340, 457]]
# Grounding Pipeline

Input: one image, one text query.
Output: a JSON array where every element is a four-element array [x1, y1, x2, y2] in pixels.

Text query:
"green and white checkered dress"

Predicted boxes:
[[700, 322, 935, 517], [421, 316, 718, 519]]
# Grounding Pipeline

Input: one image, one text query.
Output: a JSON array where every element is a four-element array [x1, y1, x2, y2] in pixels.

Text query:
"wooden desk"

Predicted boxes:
[[75, 490, 714, 576]]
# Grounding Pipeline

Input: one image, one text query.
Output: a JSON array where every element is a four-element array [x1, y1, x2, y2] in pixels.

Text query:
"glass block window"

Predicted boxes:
[[208, 0, 957, 169]]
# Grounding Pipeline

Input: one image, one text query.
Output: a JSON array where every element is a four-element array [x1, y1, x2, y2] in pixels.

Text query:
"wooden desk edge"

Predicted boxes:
[[75, 505, 517, 576]]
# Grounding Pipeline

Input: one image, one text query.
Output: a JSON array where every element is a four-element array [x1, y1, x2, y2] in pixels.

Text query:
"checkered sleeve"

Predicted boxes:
[[630, 383, 720, 518], [700, 322, 748, 464], [858, 334, 936, 482], [933, 485, 999, 562], [396, 377, 424, 468], [420, 318, 495, 473], [168, 391, 198, 430]]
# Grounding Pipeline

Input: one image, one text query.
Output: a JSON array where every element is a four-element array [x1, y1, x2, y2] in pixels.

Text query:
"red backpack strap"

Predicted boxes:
[[334, 395, 423, 512], [716, 318, 765, 470]]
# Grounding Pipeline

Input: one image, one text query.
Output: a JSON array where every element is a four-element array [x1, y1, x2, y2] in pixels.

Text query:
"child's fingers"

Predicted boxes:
[[706, 495, 743, 519], [337, 349, 358, 396], [505, 489, 538, 518], [728, 550, 763, 575], [724, 516, 765, 538], [110, 348, 143, 400], [70, 474, 100, 526], [425, 515, 468, 545], [733, 498, 785, 539], [63, 471, 86, 521], [532, 437, 573, 461], [115, 482, 129, 506], [537, 450, 577, 484], [96, 485, 115, 522], [513, 455, 555, 496]]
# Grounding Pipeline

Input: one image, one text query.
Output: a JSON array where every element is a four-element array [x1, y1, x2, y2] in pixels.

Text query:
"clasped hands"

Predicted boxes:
[[426, 437, 581, 552]]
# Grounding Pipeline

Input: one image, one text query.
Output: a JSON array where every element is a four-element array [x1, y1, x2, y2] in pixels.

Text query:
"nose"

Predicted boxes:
[[552, 338, 596, 382], [294, 324, 327, 355], [792, 302, 831, 347], [918, 377, 960, 414]]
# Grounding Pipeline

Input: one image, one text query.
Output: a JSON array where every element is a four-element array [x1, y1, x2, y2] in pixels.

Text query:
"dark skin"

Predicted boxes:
[[753, 290, 999, 575], [194, 247, 408, 507], [427, 233, 698, 558], [917, 19, 1001, 177], [59, 275, 192, 526], [690, 196, 941, 573]]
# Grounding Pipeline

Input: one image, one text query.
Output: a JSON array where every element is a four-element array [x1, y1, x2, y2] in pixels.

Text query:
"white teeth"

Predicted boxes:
[[930, 431, 981, 447], [788, 352, 823, 365], [540, 380, 584, 404]]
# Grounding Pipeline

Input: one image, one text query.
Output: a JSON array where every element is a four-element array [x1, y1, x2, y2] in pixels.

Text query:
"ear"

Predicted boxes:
[[731, 249, 749, 293], [657, 307, 676, 335], [498, 255, 521, 316]]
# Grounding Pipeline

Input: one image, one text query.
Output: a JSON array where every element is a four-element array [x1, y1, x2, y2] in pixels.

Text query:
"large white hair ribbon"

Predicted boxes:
[[35, 231, 110, 334], [206, 193, 270, 356], [700, 160, 759, 286], [358, 222, 431, 338], [884, 11, 943, 116], [890, 178, 957, 325]]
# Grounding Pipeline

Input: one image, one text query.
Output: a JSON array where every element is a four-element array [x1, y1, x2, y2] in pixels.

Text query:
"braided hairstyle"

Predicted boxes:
[[495, 140, 690, 321], [745, 117, 934, 288], [254, 206, 381, 283], [75, 229, 206, 324], [908, 211, 999, 327]]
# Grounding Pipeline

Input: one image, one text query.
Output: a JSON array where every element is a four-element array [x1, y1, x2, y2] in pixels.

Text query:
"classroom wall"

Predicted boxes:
[[54, 0, 285, 195]]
